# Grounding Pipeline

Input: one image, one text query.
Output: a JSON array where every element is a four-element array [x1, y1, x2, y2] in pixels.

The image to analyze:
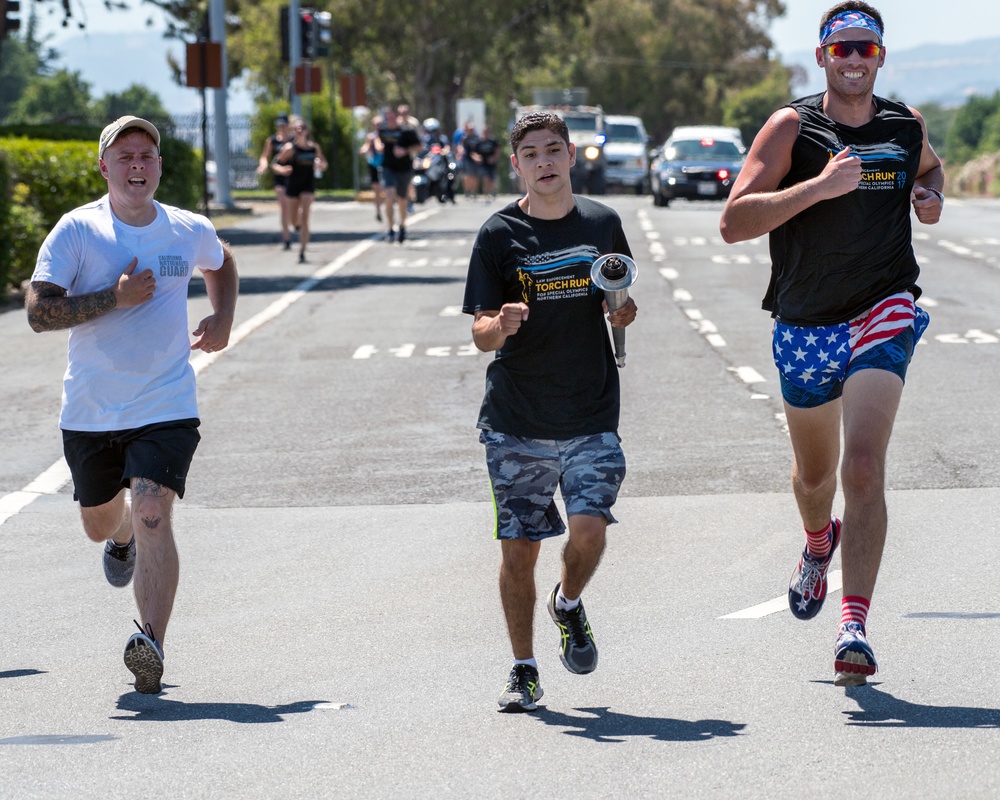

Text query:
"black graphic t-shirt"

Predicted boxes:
[[463, 197, 632, 438], [475, 138, 500, 161], [765, 93, 925, 325], [378, 125, 421, 172]]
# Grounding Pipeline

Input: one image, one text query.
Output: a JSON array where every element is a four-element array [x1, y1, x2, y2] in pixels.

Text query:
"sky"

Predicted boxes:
[[27, 0, 1000, 116], [769, 1, 1000, 52]]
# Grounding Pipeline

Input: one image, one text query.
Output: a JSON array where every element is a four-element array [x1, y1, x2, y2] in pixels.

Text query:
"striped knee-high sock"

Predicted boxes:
[[841, 595, 870, 629], [805, 520, 833, 560]]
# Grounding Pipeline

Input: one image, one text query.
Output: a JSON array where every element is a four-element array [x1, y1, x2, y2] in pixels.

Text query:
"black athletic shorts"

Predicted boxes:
[[62, 418, 201, 507]]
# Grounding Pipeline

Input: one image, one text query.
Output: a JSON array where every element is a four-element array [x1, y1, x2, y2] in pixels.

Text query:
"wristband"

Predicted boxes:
[[927, 187, 944, 204]]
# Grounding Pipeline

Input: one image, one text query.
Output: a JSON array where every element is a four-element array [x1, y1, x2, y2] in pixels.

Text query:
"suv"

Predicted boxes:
[[650, 126, 746, 207], [603, 115, 651, 194], [514, 92, 607, 195]]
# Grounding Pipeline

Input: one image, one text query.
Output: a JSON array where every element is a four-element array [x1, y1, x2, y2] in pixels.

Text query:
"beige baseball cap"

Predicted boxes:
[[98, 116, 161, 159]]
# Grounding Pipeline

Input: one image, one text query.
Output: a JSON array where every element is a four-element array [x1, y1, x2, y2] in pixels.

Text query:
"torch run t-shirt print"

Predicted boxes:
[[463, 196, 631, 439]]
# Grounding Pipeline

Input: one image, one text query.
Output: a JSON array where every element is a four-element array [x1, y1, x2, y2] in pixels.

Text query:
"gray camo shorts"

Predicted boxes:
[[479, 430, 626, 541]]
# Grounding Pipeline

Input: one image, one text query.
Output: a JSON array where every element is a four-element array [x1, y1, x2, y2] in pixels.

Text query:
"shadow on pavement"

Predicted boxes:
[[112, 694, 327, 724], [0, 734, 118, 745], [187, 273, 462, 298], [0, 669, 46, 679], [214, 229, 375, 247], [533, 706, 746, 743], [843, 684, 1000, 728]]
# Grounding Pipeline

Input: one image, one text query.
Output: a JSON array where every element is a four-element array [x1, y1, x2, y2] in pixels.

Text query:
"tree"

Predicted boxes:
[[570, 0, 786, 141], [6, 68, 94, 123], [722, 60, 795, 146], [914, 101, 955, 161], [946, 92, 1000, 165], [92, 83, 172, 125], [0, 7, 56, 122]]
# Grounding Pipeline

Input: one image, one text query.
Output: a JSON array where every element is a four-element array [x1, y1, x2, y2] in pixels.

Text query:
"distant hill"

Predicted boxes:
[[785, 36, 1000, 107]]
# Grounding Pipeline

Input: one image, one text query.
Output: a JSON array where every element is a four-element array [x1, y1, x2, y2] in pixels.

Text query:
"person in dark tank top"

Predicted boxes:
[[719, 2, 945, 687], [275, 117, 328, 264]]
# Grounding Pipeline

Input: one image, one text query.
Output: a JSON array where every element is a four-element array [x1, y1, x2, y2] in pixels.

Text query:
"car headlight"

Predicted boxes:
[[584, 146, 601, 161]]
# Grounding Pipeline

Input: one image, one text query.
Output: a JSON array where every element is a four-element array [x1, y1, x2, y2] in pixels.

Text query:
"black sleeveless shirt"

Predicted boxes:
[[764, 93, 924, 325]]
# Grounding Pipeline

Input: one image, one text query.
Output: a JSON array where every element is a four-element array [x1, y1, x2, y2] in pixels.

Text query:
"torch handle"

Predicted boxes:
[[604, 288, 629, 368]]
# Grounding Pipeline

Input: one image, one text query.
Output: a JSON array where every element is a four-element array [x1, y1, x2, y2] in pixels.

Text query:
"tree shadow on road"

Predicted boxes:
[[188, 275, 465, 298], [187, 273, 461, 299], [112, 693, 327, 724], [842, 684, 1000, 728], [214, 229, 376, 247], [533, 706, 746, 743]]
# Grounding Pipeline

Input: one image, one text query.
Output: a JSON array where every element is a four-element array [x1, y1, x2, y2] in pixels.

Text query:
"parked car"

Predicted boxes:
[[603, 114, 652, 194], [650, 126, 745, 207]]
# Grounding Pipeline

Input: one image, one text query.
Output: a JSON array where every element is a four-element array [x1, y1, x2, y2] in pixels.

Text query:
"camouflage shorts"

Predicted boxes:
[[479, 430, 626, 541]]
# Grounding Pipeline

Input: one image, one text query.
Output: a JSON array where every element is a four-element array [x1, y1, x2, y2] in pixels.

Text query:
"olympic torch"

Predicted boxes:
[[590, 253, 638, 368]]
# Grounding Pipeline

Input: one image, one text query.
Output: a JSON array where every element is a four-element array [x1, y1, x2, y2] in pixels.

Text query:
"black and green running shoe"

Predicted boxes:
[[497, 664, 544, 712], [547, 583, 598, 674]]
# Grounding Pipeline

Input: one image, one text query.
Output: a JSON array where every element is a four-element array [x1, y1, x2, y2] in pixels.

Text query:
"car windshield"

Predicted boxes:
[[606, 124, 643, 142], [667, 139, 743, 160], [561, 115, 599, 133]]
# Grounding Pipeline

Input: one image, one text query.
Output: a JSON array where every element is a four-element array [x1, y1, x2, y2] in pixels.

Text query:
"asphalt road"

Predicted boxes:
[[2, 193, 1000, 799]]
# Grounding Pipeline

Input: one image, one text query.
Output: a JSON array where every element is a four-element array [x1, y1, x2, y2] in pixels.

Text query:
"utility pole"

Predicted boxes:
[[289, 0, 302, 117], [209, 0, 233, 207]]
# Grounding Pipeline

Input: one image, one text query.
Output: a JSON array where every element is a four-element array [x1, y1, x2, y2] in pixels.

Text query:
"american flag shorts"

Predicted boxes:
[[773, 291, 930, 408]]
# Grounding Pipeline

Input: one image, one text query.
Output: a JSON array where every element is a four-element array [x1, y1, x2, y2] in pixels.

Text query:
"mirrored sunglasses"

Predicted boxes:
[[824, 40, 882, 59]]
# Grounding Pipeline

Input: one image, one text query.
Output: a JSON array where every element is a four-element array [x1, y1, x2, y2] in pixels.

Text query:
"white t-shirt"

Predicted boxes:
[[32, 195, 225, 432]]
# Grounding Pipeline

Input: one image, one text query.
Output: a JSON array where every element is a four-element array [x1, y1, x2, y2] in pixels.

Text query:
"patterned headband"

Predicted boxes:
[[820, 10, 884, 44]]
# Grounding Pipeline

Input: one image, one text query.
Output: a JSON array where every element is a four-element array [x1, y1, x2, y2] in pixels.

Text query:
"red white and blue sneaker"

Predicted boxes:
[[788, 518, 841, 620], [834, 621, 878, 686]]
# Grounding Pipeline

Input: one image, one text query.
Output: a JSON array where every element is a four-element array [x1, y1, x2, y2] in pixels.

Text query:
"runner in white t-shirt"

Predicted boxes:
[[26, 115, 239, 695]]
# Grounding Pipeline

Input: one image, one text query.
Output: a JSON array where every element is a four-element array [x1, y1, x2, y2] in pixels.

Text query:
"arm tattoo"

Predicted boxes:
[[26, 281, 117, 332]]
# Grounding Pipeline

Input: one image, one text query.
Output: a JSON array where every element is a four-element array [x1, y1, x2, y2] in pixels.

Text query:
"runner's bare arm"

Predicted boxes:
[[26, 258, 155, 332], [720, 108, 863, 243], [472, 305, 529, 352]]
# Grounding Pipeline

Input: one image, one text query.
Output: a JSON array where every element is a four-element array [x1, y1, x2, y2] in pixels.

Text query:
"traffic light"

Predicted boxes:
[[299, 9, 314, 61], [280, 6, 290, 63], [2, 0, 21, 40], [279, 5, 328, 62], [314, 11, 331, 58]]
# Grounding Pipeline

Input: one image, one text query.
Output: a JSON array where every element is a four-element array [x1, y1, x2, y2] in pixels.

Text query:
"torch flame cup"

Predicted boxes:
[[590, 253, 638, 368]]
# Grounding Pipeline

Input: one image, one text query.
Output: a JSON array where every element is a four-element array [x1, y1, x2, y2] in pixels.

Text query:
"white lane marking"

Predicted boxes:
[[352, 345, 378, 359], [730, 366, 767, 384], [939, 240, 972, 256], [720, 570, 843, 618], [0, 460, 73, 527], [706, 333, 727, 347], [349, 342, 482, 359], [440, 306, 463, 317], [673, 289, 692, 302], [390, 344, 416, 358], [0, 215, 434, 529], [659, 267, 679, 280]]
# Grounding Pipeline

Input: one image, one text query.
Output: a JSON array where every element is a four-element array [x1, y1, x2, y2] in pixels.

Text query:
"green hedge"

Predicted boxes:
[[0, 128, 201, 293], [0, 153, 11, 293]]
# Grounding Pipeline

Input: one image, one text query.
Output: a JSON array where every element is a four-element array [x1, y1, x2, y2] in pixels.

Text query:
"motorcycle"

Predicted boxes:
[[411, 144, 458, 204]]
